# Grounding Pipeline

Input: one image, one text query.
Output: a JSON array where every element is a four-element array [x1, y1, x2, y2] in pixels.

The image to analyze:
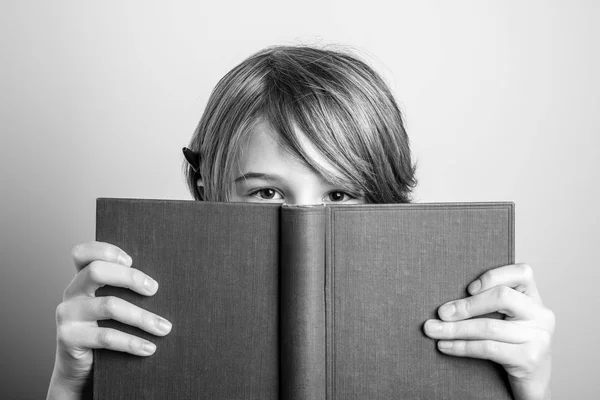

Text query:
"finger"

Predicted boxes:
[[60, 296, 172, 337], [438, 286, 541, 321], [71, 241, 132, 272], [436, 339, 522, 367], [468, 263, 540, 301], [64, 261, 158, 299], [423, 318, 538, 344], [66, 324, 158, 357]]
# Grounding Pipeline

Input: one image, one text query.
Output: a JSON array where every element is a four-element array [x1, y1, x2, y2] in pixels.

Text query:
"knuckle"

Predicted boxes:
[[517, 263, 534, 281], [55, 302, 70, 325], [127, 337, 137, 353], [482, 340, 498, 357], [484, 319, 500, 335], [455, 341, 467, 353], [479, 269, 496, 288], [495, 285, 512, 302], [521, 333, 551, 373], [448, 322, 459, 335], [129, 268, 143, 288], [87, 261, 103, 282], [100, 243, 118, 262], [100, 296, 118, 317], [97, 329, 114, 348], [522, 347, 542, 369], [461, 298, 472, 315], [139, 311, 152, 329], [56, 324, 73, 348], [71, 244, 84, 260]]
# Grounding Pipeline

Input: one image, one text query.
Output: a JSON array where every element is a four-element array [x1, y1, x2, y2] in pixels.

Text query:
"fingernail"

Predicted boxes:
[[157, 318, 172, 333], [439, 303, 456, 318], [438, 341, 453, 350], [468, 279, 481, 294], [424, 320, 442, 333], [118, 251, 132, 266], [144, 276, 158, 292], [141, 341, 156, 355]]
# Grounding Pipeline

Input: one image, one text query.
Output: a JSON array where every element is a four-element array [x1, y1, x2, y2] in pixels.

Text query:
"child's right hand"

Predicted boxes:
[[47, 241, 172, 399]]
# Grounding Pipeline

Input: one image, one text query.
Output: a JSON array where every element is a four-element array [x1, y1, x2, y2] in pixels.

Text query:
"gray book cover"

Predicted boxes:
[[95, 199, 281, 399], [324, 203, 513, 399], [94, 199, 514, 399]]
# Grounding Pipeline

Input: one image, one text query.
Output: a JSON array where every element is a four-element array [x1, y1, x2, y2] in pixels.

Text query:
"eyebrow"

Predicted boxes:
[[233, 172, 287, 183]]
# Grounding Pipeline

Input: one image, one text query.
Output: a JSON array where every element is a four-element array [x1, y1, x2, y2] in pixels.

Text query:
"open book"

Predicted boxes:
[[94, 199, 514, 399]]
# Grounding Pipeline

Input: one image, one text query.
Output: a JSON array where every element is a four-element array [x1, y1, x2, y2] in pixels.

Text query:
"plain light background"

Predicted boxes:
[[1, 0, 598, 398]]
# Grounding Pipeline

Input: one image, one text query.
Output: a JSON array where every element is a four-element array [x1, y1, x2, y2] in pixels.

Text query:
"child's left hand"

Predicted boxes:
[[423, 263, 554, 400]]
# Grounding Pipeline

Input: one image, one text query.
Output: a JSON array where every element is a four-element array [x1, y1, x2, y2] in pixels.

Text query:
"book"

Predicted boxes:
[[94, 198, 515, 400]]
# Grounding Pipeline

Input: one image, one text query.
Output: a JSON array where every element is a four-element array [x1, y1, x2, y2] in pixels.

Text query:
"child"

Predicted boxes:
[[47, 45, 554, 400]]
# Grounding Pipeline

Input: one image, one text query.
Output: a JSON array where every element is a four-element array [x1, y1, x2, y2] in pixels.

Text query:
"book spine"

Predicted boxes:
[[280, 206, 326, 400]]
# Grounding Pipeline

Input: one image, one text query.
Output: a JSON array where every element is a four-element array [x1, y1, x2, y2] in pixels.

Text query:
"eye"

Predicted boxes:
[[249, 188, 284, 201], [325, 191, 354, 203]]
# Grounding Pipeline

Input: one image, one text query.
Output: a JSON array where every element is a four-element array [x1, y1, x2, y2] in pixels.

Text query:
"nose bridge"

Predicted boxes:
[[285, 192, 323, 206], [280, 170, 326, 205]]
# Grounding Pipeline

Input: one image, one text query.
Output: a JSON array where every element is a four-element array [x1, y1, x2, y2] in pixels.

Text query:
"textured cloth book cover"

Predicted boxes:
[[94, 199, 514, 399]]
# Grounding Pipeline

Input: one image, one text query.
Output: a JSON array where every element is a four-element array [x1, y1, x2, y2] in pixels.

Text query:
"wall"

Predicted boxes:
[[1, 0, 598, 398]]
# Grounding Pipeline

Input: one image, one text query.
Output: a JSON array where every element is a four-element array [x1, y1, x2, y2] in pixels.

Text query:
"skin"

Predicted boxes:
[[48, 122, 554, 400], [228, 121, 366, 205]]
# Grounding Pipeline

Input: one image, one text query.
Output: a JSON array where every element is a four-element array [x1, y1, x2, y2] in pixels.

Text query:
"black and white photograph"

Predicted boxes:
[[1, 1, 597, 399]]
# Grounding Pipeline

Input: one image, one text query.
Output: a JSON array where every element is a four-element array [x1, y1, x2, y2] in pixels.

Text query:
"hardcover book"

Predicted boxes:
[[94, 198, 515, 399]]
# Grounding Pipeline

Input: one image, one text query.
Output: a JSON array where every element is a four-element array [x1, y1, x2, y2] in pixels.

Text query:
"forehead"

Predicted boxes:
[[236, 120, 341, 179]]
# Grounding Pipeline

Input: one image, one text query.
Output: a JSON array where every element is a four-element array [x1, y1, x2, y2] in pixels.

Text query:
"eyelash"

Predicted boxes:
[[248, 188, 357, 203], [325, 191, 354, 202], [249, 188, 283, 201]]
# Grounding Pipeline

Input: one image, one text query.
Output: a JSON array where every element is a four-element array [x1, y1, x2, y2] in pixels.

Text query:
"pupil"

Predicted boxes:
[[261, 189, 275, 199], [330, 192, 343, 201]]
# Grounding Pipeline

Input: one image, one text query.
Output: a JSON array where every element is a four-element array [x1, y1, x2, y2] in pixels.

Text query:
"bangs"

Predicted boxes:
[[259, 56, 386, 201]]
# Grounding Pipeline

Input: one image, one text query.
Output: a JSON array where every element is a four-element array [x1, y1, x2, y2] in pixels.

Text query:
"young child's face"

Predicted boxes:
[[222, 120, 365, 205]]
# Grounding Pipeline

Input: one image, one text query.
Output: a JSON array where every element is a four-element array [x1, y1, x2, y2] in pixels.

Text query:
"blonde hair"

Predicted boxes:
[[184, 45, 417, 203]]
